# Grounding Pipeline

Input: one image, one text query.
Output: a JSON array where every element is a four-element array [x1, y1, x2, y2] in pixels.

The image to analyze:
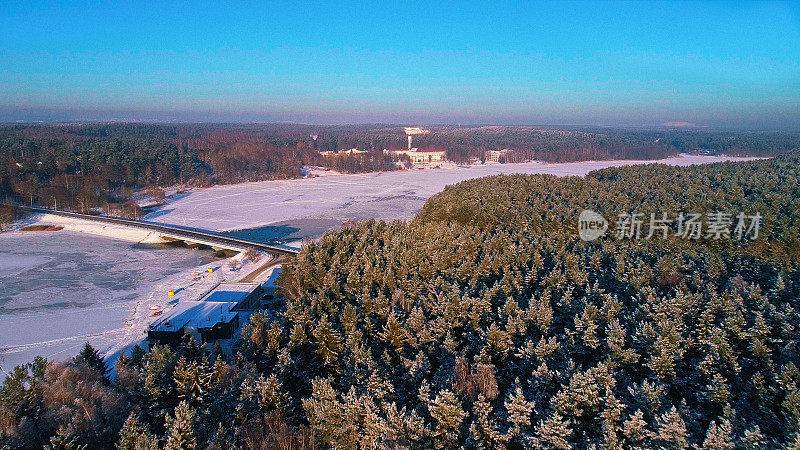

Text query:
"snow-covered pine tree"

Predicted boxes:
[[505, 383, 534, 438], [429, 389, 466, 448], [536, 412, 572, 450], [75, 342, 109, 380], [45, 426, 87, 450], [468, 394, 507, 448], [656, 406, 688, 449], [117, 412, 158, 450], [164, 400, 196, 450], [702, 419, 734, 450]]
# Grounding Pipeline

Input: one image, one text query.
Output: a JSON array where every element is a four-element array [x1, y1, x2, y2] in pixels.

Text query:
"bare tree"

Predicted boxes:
[[243, 247, 261, 263]]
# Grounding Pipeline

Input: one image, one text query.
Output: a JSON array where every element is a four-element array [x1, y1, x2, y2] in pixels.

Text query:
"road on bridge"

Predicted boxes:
[[20, 206, 300, 257]]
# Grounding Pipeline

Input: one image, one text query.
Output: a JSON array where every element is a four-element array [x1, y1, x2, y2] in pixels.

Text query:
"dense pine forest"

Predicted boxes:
[[2, 151, 800, 448], [1, 123, 797, 229]]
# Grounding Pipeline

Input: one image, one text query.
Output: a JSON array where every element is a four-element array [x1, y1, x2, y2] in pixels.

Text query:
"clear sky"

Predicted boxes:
[[1, 1, 799, 128]]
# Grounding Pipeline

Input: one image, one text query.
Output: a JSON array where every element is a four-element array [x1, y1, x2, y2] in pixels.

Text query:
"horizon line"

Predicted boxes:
[[2, 119, 795, 133]]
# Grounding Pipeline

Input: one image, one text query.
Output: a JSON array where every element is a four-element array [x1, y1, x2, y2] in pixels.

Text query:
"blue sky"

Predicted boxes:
[[1, 1, 799, 127]]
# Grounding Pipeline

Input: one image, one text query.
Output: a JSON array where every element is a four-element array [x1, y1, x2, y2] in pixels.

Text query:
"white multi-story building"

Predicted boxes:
[[485, 149, 511, 163], [385, 148, 447, 164]]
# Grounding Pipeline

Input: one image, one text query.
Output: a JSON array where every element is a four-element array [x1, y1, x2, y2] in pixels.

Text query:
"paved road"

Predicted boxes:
[[238, 254, 285, 283], [20, 206, 300, 256]]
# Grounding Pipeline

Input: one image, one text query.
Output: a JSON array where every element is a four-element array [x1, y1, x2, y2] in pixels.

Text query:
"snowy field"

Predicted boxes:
[[147, 155, 763, 236]]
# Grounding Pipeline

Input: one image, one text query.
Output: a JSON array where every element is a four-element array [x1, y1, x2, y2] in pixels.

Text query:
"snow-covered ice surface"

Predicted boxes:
[[0, 155, 761, 373], [147, 155, 763, 236], [0, 230, 223, 372]]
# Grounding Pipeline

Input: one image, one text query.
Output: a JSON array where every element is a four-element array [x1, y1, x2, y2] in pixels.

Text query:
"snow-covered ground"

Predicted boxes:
[[22, 213, 173, 244], [0, 228, 262, 373], [0, 231, 199, 371], [0, 154, 761, 373], [146, 155, 762, 236]]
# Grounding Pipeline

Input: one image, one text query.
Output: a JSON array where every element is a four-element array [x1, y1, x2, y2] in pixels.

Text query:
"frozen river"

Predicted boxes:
[[0, 154, 760, 372], [0, 231, 218, 372], [147, 155, 762, 236]]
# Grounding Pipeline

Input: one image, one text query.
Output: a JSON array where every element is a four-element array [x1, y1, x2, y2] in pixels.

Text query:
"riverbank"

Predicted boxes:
[[0, 224, 268, 373], [146, 154, 764, 237]]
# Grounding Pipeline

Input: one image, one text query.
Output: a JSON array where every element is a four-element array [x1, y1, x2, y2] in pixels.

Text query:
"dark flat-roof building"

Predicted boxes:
[[147, 282, 264, 347]]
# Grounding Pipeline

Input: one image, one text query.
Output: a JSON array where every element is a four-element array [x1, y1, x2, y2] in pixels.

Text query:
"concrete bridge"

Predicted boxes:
[[21, 207, 300, 256]]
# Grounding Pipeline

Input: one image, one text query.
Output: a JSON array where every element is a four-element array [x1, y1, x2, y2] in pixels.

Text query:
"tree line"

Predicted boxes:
[[3, 124, 797, 229]]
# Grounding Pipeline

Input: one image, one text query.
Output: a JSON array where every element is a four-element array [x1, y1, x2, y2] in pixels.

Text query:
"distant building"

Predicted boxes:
[[319, 148, 368, 157], [386, 148, 447, 164], [485, 149, 511, 163], [147, 282, 264, 347]]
